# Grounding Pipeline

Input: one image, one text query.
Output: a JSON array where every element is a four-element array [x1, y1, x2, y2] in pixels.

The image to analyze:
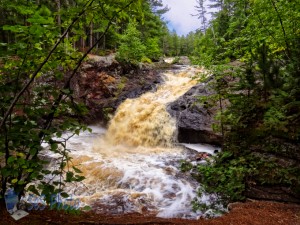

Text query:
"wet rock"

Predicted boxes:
[[71, 56, 162, 124], [167, 84, 223, 145], [245, 186, 300, 204], [177, 56, 191, 65], [196, 152, 212, 161]]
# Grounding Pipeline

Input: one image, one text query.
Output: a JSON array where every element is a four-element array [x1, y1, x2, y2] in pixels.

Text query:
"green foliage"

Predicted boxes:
[[183, 148, 300, 207], [191, 29, 217, 66], [141, 56, 152, 63], [189, 0, 300, 204], [0, 0, 147, 205], [116, 21, 146, 64], [196, 156, 247, 203], [145, 37, 162, 60], [181, 152, 248, 205]]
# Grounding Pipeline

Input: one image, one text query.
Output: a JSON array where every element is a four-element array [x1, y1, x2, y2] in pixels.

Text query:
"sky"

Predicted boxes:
[[161, 0, 201, 36]]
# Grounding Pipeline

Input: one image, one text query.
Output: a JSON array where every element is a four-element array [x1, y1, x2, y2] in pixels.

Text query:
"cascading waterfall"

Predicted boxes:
[[59, 66, 222, 219], [103, 67, 198, 147]]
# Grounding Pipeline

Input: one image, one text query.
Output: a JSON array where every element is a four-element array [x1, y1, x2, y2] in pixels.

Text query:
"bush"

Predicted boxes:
[[145, 38, 162, 61], [116, 21, 146, 65]]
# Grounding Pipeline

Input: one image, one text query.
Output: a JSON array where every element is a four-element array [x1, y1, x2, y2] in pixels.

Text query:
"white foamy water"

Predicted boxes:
[[40, 66, 223, 219], [65, 128, 221, 219], [182, 143, 221, 155]]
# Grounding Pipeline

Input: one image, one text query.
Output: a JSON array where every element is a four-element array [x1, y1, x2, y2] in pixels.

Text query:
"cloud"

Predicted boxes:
[[161, 0, 200, 36]]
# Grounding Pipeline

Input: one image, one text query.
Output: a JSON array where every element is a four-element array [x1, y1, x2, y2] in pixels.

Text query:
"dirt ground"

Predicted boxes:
[[1, 200, 300, 225]]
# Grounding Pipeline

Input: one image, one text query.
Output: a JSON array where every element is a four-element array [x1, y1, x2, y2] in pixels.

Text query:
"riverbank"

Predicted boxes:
[[0, 55, 300, 225], [2, 200, 300, 225]]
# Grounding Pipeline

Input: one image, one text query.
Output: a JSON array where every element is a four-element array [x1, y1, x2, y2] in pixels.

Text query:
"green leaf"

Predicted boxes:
[[1, 169, 11, 177], [29, 148, 38, 156], [60, 192, 69, 198], [18, 180, 25, 185], [56, 132, 62, 138], [65, 171, 74, 182], [82, 205, 91, 211], [11, 178, 18, 184], [72, 166, 82, 174], [34, 43, 43, 51], [61, 89, 71, 95], [51, 143, 58, 151], [42, 170, 51, 175], [74, 175, 85, 182], [7, 156, 15, 164]]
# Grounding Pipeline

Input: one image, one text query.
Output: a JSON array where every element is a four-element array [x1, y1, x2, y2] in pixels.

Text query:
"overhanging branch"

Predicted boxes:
[[0, 0, 95, 131]]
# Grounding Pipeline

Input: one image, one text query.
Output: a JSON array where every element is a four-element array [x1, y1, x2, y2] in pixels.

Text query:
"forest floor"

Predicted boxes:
[[2, 200, 300, 225]]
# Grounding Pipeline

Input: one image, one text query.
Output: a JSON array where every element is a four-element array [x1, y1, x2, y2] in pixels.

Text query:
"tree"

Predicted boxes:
[[0, 0, 143, 203], [116, 21, 146, 64], [145, 37, 162, 61], [193, 0, 208, 32], [189, 0, 300, 206]]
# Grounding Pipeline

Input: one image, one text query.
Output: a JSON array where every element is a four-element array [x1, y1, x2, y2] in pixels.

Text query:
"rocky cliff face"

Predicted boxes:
[[71, 54, 162, 124], [167, 83, 223, 146]]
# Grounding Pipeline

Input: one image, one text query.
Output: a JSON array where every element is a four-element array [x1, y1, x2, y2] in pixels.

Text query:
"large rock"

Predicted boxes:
[[245, 138, 300, 203], [246, 185, 300, 204], [167, 83, 223, 145], [177, 56, 191, 65], [71, 55, 162, 124]]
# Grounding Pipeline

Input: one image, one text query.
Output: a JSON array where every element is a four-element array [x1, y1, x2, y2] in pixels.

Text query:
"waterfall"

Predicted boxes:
[[52, 66, 222, 219], [102, 67, 198, 147]]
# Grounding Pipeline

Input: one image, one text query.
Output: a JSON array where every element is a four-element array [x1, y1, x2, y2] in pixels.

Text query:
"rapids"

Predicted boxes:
[[49, 66, 222, 219]]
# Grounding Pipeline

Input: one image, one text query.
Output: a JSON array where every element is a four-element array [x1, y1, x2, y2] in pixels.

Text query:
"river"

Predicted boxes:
[[43, 66, 222, 219]]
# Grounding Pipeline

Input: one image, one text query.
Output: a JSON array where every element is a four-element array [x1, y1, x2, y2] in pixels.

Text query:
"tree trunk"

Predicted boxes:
[[81, 37, 85, 51], [90, 22, 93, 49], [103, 34, 106, 50], [56, 0, 62, 32]]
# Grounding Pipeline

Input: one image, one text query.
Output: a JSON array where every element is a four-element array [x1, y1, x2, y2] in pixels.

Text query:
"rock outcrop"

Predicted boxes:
[[246, 138, 300, 203], [167, 83, 223, 145], [71, 54, 162, 124]]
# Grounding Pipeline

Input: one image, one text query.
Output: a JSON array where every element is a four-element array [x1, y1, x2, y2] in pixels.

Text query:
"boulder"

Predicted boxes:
[[246, 138, 300, 203], [177, 56, 191, 65], [167, 83, 223, 145], [245, 186, 300, 204], [71, 57, 162, 124]]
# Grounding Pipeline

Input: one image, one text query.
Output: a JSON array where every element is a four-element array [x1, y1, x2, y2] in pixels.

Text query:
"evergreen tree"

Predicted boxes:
[[189, 0, 300, 206], [116, 21, 146, 64], [193, 0, 208, 32]]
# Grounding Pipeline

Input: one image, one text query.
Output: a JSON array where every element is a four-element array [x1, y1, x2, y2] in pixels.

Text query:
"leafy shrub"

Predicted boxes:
[[116, 21, 146, 65], [145, 37, 162, 61]]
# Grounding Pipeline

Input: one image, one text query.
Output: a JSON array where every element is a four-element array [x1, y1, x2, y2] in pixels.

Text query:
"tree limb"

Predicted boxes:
[[40, 0, 136, 134], [22, 0, 137, 187], [269, 0, 291, 58], [0, 0, 95, 131]]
